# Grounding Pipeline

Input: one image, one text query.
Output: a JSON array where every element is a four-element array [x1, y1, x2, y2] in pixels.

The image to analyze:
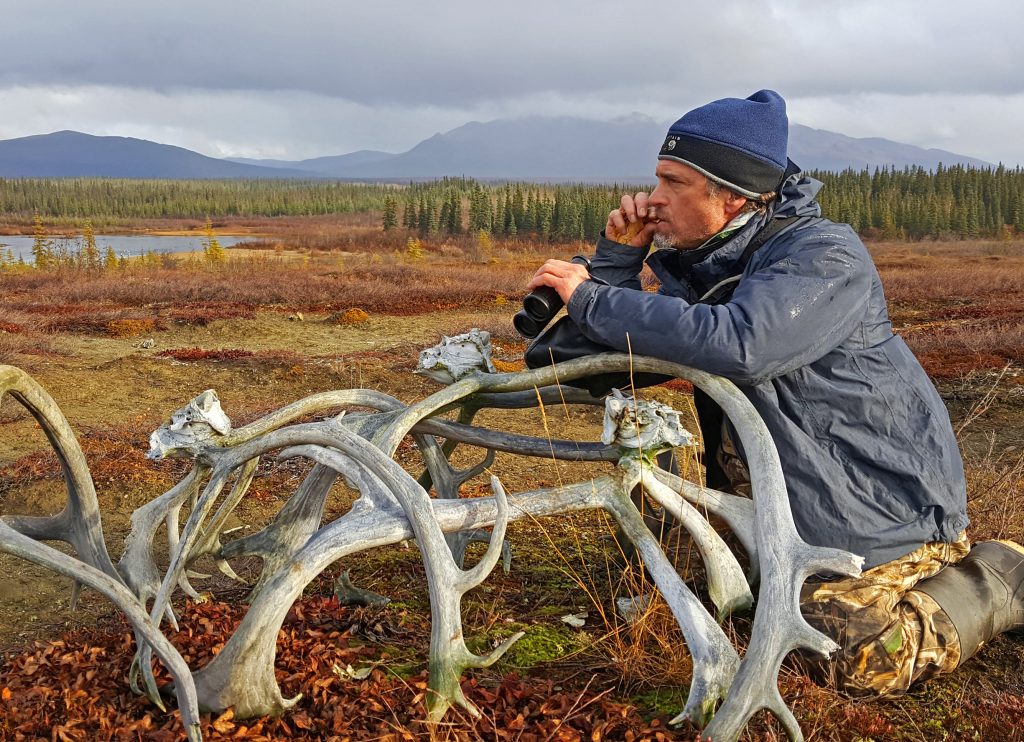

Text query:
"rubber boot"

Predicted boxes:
[[913, 540, 1024, 663]]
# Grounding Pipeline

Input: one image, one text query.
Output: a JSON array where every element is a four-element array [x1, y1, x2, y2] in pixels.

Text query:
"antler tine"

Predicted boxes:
[[416, 428, 507, 569], [0, 521, 203, 742], [118, 465, 209, 619], [630, 460, 753, 620], [649, 465, 759, 583], [188, 457, 260, 570], [219, 459, 338, 602], [602, 467, 740, 727], [0, 365, 120, 584]]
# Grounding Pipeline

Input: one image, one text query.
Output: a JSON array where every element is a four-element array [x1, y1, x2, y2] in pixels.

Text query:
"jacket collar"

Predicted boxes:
[[646, 209, 770, 301]]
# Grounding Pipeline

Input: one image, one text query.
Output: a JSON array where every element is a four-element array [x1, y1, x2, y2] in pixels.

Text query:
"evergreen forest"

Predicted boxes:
[[3, 163, 1024, 241]]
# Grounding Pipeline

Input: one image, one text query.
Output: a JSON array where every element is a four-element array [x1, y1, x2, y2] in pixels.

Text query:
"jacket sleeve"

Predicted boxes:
[[585, 232, 651, 290], [566, 229, 872, 385]]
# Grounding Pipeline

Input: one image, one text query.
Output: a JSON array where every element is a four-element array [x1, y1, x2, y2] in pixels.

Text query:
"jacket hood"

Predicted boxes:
[[772, 164, 824, 219]]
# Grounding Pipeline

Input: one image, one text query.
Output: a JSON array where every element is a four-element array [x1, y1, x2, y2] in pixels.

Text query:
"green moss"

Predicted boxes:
[[632, 687, 689, 718], [496, 623, 587, 670], [534, 604, 582, 617], [382, 660, 422, 680]]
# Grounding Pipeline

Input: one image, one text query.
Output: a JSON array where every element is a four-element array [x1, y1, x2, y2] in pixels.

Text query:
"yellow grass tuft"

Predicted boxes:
[[491, 358, 524, 373], [105, 318, 156, 338], [333, 308, 370, 325]]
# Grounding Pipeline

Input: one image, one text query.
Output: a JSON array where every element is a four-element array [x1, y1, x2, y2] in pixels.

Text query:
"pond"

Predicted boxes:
[[0, 234, 252, 264]]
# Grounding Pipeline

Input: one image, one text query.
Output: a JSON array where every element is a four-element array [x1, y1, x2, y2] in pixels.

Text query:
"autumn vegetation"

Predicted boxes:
[[1, 173, 1023, 740]]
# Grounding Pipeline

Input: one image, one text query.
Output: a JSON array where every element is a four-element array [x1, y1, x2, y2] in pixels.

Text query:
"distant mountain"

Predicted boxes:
[[239, 117, 992, 180], [0, 121, 992, 181], [788, 124, 990, 171], [0, 131, 316, 178], [228, 149, 394, 174], [327, 116, 666, 181]]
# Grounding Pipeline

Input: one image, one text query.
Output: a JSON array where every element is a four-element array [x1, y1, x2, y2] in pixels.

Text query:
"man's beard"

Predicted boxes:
[[652, 233, 675, 250]]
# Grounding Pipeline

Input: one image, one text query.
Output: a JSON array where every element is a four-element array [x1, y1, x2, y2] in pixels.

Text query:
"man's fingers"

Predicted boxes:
[[619, 194, 639, 222], [606, 208, 628, 236], [526, 259, 571, 290], [634, 192, 650, 218]]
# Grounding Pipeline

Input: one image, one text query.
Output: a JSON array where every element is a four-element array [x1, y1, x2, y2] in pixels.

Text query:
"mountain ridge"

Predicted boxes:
[[0, 130, 316, 178], [0, 120, 993, 181]]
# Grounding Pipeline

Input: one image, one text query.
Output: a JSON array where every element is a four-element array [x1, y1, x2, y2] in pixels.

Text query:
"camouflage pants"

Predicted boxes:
[[797, 532, 971, 696], [715, 423, 971, 695]]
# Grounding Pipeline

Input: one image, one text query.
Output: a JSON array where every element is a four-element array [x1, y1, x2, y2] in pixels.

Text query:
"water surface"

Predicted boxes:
[[0, 234, 250, 264]]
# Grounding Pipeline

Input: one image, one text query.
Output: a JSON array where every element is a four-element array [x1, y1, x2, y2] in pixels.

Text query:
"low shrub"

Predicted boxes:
[[156, 348, 255, 362], [105, 318, 157, 338], [165, 303, 257, 326], [331, 308, 369, 325]]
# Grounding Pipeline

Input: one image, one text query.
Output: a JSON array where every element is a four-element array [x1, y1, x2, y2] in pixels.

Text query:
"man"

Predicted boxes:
[[526, 89, 1024, 695]]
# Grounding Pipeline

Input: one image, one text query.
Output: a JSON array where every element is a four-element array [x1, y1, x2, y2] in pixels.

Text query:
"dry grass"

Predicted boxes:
[[867, 241, 1024, 379], [0, 254, 532, 325]]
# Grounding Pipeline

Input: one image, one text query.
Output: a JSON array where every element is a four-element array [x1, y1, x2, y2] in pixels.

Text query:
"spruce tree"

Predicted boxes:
[[31, 213, 53, 269], [82, 220, 100, 268], [382, 196, 398, 231]]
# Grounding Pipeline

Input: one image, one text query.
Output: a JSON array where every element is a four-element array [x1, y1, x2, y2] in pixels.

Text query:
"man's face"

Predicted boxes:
[[647, 160, 744, 250]]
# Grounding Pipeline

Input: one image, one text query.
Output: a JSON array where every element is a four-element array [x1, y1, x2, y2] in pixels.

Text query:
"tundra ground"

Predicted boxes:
[[1, 229, 1023, 740]]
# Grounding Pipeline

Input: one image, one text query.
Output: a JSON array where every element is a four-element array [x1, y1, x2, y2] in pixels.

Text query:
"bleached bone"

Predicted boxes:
[[621, 358, 865, 741], [244, 425, 517, 720], [148, 389, 231, 460], [187, 456, 259, 581], [414, 416, 616, 461], [608, 465, 740, 725], [1, 349, 865, 741], [118, 465, 209, 625], [183, 422, 520, 719], [184, 386, 739, 725], [418, 474, 520, 720], [649, 466, 758, 582], [424, 352, 864, 734], [189, 464, 736, 723], [602, 388, 695, 454], [189, 475, 611, 718], [416, 430, 509, 571], [601, 392, 751, 618], [186, 351, 856, 733], [415, 328, 496, 384]]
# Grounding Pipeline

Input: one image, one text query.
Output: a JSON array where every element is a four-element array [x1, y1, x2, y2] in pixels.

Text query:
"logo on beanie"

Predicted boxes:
[[666, 139, 677, 151]]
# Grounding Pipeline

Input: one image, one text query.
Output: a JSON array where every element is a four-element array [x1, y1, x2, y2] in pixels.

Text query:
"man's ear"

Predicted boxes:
[[723, 191, 749, 220]]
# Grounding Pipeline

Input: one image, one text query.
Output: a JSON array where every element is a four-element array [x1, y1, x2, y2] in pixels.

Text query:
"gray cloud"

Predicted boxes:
[[0, 0, 1021, 163]]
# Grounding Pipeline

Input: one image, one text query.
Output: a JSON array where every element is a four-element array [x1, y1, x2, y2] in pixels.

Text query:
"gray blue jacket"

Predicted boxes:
[[567, 173, 968, 569]]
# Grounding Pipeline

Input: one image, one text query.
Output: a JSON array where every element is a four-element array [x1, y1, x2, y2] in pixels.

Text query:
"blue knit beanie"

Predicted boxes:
[[658, 89, 788, 198]]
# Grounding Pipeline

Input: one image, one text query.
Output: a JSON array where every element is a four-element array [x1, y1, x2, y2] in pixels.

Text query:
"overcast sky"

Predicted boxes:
[[1, 0, 1021, 165]]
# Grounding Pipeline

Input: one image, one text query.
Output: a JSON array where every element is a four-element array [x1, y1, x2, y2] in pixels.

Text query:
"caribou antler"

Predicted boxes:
[[1, 337, 866, 742], [0, 365, 121, 592]]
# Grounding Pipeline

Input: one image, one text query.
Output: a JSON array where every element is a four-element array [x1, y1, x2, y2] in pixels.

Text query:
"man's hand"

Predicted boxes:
[[607, 192, 656, 247], [526, 259, 591, 305]]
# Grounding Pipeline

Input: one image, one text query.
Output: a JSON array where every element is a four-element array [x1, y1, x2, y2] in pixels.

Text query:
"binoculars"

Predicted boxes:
[[513, 255, 591, 339]]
